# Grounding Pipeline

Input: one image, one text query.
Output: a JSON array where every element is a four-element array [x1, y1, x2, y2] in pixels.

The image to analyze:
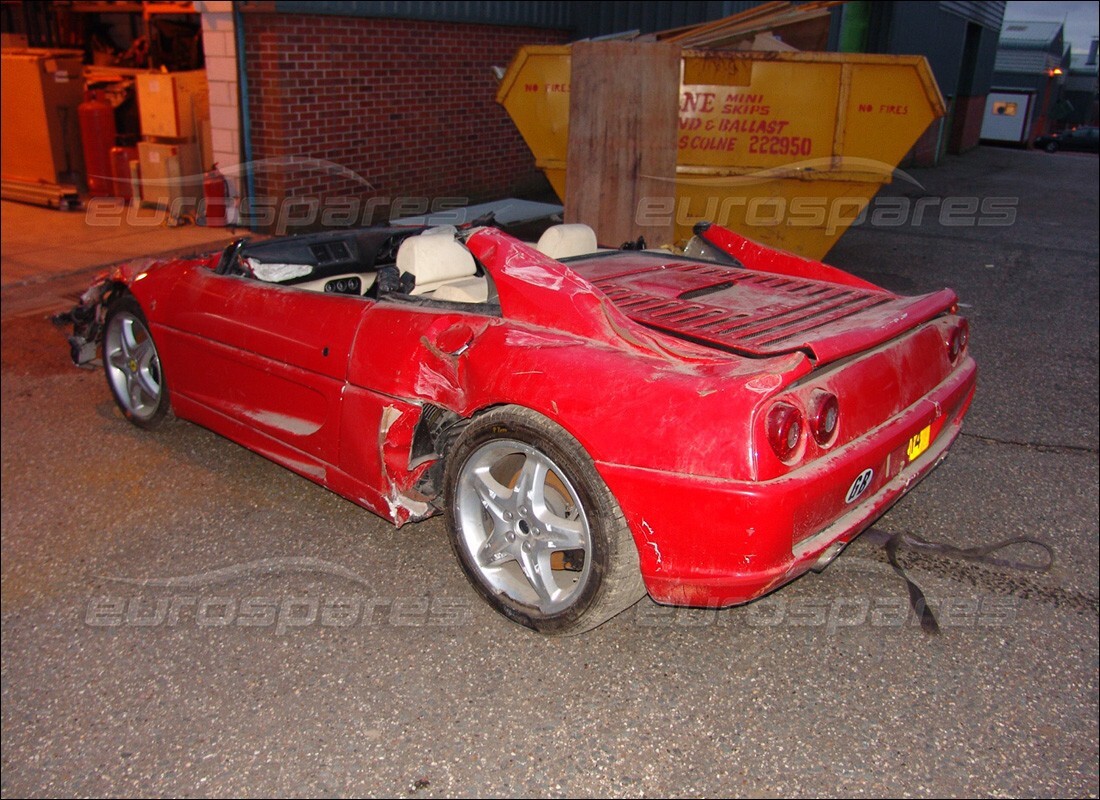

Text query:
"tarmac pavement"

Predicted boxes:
[[1, 146, 1097, 798]]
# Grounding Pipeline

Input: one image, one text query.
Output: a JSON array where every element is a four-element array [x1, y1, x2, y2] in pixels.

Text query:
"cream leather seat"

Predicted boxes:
[[395, 233, 488, 303], [536, 223, 598, 259]]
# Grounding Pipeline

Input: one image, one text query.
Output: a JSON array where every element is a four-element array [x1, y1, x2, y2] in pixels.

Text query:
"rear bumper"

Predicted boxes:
[[597, 356, 977, 608]]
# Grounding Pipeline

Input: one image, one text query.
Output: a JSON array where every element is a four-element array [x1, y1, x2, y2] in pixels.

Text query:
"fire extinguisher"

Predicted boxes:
[[202, 163, 228, 227], [108, 146, 138, 201], [78, 90, 117, 197]]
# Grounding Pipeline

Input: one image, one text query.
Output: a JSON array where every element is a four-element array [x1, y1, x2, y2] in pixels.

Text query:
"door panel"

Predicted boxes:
[[157, 269, 371, 462]]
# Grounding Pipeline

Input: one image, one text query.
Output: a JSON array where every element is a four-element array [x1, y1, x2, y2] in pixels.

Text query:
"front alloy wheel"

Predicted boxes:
[[103, 296, 169, 428]]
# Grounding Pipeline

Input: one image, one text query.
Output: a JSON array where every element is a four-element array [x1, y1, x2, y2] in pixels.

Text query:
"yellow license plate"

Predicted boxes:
[[906, 425, 931, 463]]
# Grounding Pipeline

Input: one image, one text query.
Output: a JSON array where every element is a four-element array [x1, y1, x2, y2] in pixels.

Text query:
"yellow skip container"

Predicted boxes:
[[497, 45, 945, 258]]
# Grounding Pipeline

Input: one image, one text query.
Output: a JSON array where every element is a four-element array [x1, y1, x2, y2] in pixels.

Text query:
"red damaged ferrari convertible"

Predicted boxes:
[[65, 221, 976, 633]]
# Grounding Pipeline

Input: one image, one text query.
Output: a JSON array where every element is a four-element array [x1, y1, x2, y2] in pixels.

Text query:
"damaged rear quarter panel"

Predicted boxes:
[[347, 259, 810, 483]]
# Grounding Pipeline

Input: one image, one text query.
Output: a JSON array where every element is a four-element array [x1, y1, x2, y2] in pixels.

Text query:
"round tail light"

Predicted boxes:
[[810, 392, 840, 446], [949, 319, 970, 361], [767, 402, 803, 462]]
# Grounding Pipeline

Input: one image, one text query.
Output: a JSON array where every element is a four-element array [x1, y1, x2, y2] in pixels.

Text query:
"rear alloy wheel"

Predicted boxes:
[[1045, 141, 1058, 153], [103, 296, 169, 429], [445, 406, 645, 634]]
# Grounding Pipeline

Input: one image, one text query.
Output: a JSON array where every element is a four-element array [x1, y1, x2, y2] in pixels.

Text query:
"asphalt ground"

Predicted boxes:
[[1, 145, 1097, 797]]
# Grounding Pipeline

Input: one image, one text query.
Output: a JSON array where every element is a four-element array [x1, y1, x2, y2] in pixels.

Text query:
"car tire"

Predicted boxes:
[[1045, 141, 1058, 153], [102, 296, 170, 429], [444, 405, 646, 634]]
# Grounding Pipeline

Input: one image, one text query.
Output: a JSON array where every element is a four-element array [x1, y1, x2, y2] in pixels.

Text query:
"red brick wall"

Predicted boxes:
[[947, 95, 985, 154], [906, 116, 943, 167], [242, 13, 570, 227]]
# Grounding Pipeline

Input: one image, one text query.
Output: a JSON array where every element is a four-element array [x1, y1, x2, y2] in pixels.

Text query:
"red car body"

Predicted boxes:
[[68, 222, 976, 628]]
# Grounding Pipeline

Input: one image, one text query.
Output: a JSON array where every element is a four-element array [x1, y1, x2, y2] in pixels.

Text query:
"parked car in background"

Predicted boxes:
[[1034, 126, 1100, 153]]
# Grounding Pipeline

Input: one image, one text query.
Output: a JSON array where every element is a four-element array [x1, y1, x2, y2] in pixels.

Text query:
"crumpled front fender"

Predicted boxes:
[[54, 275, 126, 365], [56, 253, 205, 366]]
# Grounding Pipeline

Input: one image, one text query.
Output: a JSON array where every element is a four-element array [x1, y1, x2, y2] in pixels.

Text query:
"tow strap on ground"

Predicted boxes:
[[863, 528, 1055, 634]]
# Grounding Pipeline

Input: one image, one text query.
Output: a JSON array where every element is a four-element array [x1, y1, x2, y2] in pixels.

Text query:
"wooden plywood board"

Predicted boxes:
[[1, 50, 85, 186], [565, 41, 680, 248]]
